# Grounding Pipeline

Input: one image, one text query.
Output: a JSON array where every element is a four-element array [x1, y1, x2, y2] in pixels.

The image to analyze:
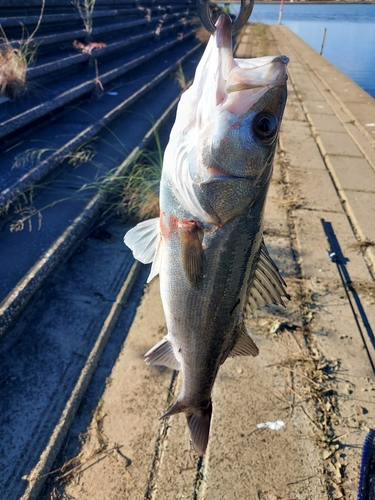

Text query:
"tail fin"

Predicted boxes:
[[187, 401, 212, 456]]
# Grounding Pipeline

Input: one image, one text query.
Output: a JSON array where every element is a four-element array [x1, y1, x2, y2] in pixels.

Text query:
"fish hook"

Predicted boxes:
[[197, 0, 255, 36]]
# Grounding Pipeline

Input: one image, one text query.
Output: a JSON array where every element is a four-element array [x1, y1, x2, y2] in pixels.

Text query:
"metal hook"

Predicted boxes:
[[197, 0, 254, 36]]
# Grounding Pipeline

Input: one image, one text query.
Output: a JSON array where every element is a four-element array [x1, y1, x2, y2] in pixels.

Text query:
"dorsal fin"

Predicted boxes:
[[229, 322, 259, 358], [124, 218, 160, 264], [144, 336, 180, 371], [247, 240, 290, 314]]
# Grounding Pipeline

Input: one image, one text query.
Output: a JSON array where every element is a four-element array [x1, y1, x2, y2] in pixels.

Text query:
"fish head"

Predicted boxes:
[[162, 14, 288, 225]]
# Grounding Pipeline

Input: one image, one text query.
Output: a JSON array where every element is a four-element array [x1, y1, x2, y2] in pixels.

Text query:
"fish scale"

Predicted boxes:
[[125, 13, 289, 455]]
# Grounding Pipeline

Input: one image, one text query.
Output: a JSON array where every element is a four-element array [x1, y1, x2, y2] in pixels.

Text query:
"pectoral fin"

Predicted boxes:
[[229, 322, 259, 357], [124, 218, 162, 282], [124, 218, 160, 264], [179, 221, 203, 288]]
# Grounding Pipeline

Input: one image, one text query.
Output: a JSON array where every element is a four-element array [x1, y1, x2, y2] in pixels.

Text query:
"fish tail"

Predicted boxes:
[[187, 401, 213, 456], [160, 399, 213, 456]]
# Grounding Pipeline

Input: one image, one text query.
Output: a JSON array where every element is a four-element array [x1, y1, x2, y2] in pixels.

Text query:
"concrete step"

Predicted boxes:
[[0, 39, 204, 335], [0, 20, 195, 142], [0, 0, 205, 338]]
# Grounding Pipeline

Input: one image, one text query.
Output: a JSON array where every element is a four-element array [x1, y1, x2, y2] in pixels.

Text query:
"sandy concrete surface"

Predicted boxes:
[[42, 24, 375, 500]]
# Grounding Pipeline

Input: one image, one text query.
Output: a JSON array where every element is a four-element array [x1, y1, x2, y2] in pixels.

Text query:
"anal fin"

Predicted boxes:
[[229, 323, 259, 357], [144, 336, 181, 371]]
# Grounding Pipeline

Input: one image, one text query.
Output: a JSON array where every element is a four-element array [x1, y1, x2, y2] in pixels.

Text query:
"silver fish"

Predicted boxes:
[[125, 14, 289, 456]]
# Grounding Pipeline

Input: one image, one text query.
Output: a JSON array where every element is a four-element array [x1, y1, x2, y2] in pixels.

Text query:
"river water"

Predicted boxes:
[[222, 3, 375, 98]]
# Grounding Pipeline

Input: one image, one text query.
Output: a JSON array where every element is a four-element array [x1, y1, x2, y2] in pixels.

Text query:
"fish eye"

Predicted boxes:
[[253, 112, 279, 143]]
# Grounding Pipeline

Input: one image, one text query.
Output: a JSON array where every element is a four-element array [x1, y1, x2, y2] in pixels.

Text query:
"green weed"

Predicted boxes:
[[8, 129, 163, 231], [73, 0, 96, 41]]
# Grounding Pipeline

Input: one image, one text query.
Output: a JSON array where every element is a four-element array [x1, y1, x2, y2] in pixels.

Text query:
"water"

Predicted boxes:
[[222, 3, 375, 98]]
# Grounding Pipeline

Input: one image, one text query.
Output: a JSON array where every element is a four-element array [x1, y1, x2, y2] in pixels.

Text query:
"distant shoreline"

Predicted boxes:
[[214, 1, 375, 4]]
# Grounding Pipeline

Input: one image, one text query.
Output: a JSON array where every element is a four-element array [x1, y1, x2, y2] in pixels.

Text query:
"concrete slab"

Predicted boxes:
[[298, 89, 326, 103], [62, 279, 175, 500], [151, 375, 199, 499], [344, 122, 375, 170], [316, 131, 363, 159], [301, 99, 334, 116], [341, 102, 375, 134], [302, 276, 375, 494], [291, 168, 343, 213], [266, 153, 290, 236], [326, 156, 375, 193], [342, 190, 375, 244], [308, 113, 347, 134], [293, 209, 372, 283], [203, 337, 327, 500], [280, 120, 326, 171], [283, 87, 306, 122]]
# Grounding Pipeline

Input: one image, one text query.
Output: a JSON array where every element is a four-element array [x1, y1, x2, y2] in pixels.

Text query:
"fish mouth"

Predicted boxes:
[[202, 168, 248, 182], [215, 14, 232, 50]]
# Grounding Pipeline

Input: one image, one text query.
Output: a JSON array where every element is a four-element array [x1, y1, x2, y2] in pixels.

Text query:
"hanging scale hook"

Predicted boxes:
[[197, 0, 255, 35]]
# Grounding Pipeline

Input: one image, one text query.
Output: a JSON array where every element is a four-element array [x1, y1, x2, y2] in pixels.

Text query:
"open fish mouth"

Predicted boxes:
[[160, 15, 288, 224], [200, 167, 249, 181]]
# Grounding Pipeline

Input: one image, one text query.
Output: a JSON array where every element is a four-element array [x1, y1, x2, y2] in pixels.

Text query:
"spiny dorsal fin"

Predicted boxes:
[[229, 322, 259, 357], [179, 220, 203, 288], [124, 218, 160, 264], [247, 240, 290, 314], [144, 336, 180, 371]]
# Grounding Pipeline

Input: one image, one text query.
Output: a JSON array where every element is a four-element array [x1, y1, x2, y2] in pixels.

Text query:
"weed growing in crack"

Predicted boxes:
[[173, 62, 187, 90], [7, 128, 163, 231], [81, 133, 162, 221], [12, 144, 97, 171], [73, 0, 96, 42]]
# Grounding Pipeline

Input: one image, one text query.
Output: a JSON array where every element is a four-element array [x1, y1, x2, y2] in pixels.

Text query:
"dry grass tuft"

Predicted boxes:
[[119, 153, 161, 221], [0, 43, 28, 98], [0, 1, 44, 98], [195, 26, 210, 44], [277, 195, 305, 211], [173, 62, 187, 90], [350, 280, 375, 299], [349, 239, 375, 252]]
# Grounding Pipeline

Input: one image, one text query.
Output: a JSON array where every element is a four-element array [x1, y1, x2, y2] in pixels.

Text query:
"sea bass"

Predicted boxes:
[[125, 14, 289, 455]]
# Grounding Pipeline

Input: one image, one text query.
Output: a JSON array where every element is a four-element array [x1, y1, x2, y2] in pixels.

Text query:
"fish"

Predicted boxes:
[[124, 13, 289, 456]]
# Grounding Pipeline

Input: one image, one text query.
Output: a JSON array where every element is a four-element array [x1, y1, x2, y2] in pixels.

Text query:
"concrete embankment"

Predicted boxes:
[[3, 24, 375, 500], [268, 24, 375, 272]]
